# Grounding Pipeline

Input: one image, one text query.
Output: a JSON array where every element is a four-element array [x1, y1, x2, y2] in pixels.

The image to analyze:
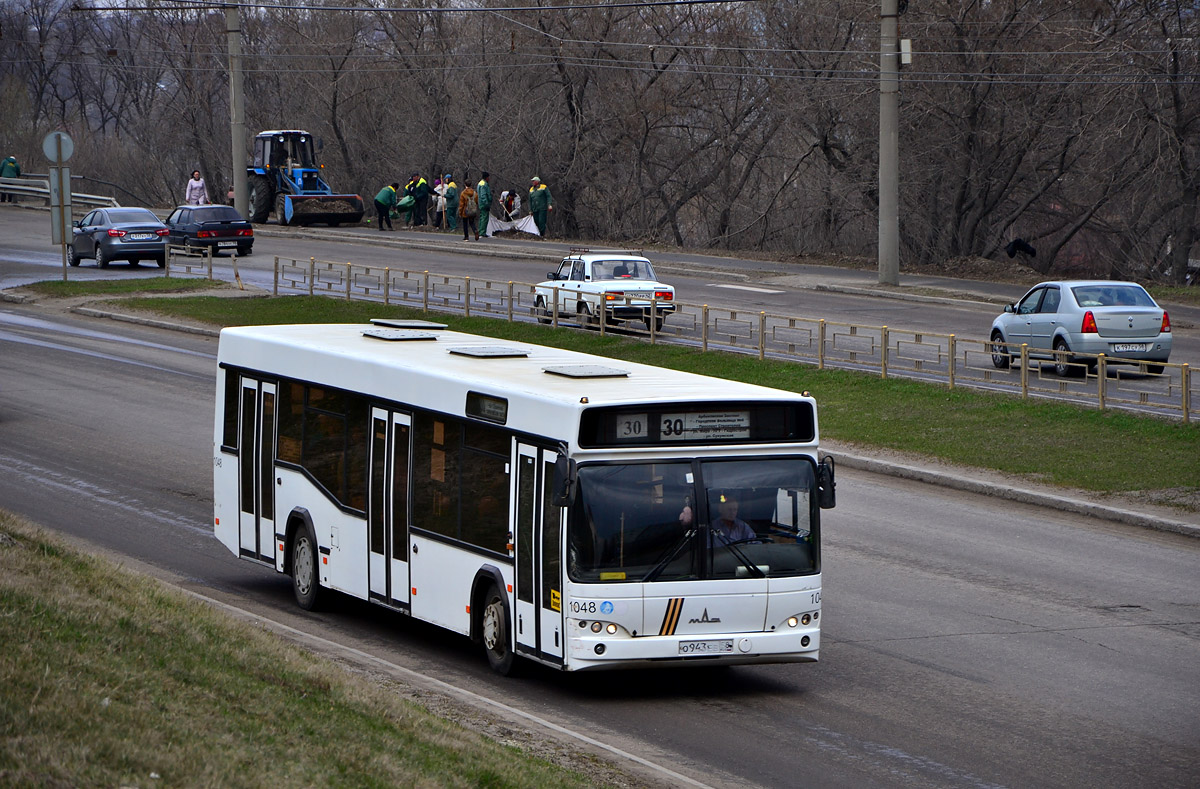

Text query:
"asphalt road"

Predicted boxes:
[[0, 286, 1197, 785]]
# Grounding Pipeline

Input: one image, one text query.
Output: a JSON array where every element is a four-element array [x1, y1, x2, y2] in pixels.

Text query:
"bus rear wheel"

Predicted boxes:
[[481, 584, 514, 675], [292, 523, 322, 611]]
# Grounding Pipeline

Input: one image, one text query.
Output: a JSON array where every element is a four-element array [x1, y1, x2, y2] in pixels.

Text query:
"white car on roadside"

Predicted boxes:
[[534, 250, 676, 331]]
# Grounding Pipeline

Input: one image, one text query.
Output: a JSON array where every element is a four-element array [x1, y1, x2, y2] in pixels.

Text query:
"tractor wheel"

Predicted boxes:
[[276, 194, 289, 227], [247, 174, 273, 224]]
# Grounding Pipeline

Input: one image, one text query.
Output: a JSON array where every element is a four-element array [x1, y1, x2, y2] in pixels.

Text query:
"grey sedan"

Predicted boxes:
[[68, 207, 168, 268], [990, 280, 1171, 375]]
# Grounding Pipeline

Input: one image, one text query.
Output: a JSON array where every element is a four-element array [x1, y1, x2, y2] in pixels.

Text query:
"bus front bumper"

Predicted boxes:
[[564, 627, 819, 671]]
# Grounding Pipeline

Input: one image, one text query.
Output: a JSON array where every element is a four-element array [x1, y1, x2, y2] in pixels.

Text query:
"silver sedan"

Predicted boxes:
[[990, 280, 1171, 375]]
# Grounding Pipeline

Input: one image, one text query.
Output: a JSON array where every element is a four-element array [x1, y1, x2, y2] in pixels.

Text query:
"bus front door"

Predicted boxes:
[[238, 378, 276, 564], [513, 444, 564, 663], [368, 408, 411, 608]]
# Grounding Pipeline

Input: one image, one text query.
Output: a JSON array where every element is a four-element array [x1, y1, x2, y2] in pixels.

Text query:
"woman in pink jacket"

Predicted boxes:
[[184, 170, 209, 205]]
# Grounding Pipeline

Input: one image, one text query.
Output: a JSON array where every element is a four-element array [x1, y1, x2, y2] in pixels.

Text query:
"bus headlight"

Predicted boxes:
[[606, 623, 618, 635], [591, 621, 602, 633], [787, 616, 799, 628]]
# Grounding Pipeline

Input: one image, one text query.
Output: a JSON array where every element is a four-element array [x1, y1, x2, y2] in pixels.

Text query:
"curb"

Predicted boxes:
[[832, 451, 1200, 539]]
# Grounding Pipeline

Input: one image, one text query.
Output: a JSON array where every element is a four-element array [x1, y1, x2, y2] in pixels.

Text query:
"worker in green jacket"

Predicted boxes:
[[476, 172, 492, 238], [374, 182, 398, 231], [0, 156, 20, 203], [442, 174, 458, 232], [528, 176, 555, 236]]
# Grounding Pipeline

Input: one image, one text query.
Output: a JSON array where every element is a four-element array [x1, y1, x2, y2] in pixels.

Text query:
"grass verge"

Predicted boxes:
[[105, 293, 1200, 500], [22, 278, 226, 298], [0, 510, 613, 788]]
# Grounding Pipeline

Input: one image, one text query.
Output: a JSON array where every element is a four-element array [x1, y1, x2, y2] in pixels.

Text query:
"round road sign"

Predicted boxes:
[[42, 131, 74, 164]]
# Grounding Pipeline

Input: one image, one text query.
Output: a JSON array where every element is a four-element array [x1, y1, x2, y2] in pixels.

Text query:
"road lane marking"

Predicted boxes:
[[707, 283, 786, 294]]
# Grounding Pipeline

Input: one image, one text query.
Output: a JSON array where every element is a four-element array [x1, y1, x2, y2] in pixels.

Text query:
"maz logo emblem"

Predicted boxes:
[[689, 608, 721, 624]]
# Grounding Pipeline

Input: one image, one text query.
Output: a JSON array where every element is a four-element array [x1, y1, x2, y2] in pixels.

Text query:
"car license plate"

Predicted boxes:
[[1112, 343, 1147, 353], [678, 639, 733, 655], [129, 233, 155, 241], [627, 291, 652, 299], [217, 241, 237, 247]]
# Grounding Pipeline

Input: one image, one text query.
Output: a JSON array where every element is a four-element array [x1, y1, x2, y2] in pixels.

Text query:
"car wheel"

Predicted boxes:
[[129, 259, 140, 268], [481, 583, 514, 675], [237, 244, 252, 256], [577, 303, 596, 329], [1052, 338, 1077, 377], [96, 246, 109, 268], [990, 331, 1011, 369], [67, 245, 80, 267], [1146, 364, 1165, 375], [535, 297, 551, 325], [644, 315, 664, 333], [155, 256, 166, 268], [292, 523, 322, 611]]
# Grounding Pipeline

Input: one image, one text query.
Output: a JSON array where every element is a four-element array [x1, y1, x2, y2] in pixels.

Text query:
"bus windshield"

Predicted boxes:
[[567, 458, 819, 583]]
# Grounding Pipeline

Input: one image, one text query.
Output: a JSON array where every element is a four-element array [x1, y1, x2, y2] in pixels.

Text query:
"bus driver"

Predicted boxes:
[[678, 492, 757, 544]]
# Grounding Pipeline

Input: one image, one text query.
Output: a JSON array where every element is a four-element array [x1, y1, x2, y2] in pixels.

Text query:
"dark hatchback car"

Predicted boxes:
[[164, 205, 254, 255], [68, 207, 169, 268]]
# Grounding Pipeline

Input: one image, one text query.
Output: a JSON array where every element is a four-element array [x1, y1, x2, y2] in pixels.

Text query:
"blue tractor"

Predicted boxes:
[[246, 130, 364, 226]]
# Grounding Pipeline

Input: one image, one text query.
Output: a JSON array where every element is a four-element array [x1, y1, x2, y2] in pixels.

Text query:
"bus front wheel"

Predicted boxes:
[[481, 584, 514, 675], [292, 523, 322, 611]]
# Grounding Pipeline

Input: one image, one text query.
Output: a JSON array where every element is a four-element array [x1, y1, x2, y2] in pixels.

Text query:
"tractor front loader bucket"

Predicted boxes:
[[282, 194, 365, 227]]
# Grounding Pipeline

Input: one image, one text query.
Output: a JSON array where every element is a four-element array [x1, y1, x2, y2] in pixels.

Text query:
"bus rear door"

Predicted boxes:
[[237, 377, 276, 564]]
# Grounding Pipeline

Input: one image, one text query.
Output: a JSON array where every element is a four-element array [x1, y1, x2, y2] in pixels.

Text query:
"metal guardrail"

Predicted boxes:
[[0, 177, 119, 209], [267, 255, 1196, 422]]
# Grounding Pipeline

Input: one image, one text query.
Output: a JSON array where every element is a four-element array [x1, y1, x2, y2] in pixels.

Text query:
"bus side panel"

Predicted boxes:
[[276, 467, 369, 600], [214, 448, 240, 555], [410, 536, 509, 636]]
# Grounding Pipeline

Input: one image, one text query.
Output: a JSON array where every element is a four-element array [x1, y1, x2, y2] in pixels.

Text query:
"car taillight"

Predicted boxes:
[[1161, 312, 1171, 333], [1080, 311, 1098, 334], [107, 229, 126, 237], [155, 229, 169, 236], [237, 228, 253, 237], [655, 290, 673, 301], [197, 230, 216, 238], [605, 292, 623, 301]]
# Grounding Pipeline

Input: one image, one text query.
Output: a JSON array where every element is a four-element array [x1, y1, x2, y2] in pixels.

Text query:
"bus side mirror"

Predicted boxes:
[[552, 456, 577, 507], [816, 456, 836, 510]]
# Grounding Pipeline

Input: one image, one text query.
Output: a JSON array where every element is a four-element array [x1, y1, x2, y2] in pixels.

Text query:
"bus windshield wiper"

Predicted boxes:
[[643, 527, 696, 582]]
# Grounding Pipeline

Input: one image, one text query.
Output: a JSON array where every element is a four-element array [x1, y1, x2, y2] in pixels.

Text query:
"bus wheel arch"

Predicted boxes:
[[286, 508, 322, 611], [471, 567, 515, 675]]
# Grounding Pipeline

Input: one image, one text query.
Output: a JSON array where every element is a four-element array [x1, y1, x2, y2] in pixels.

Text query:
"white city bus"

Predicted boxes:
[[213, 320, 836, 673]]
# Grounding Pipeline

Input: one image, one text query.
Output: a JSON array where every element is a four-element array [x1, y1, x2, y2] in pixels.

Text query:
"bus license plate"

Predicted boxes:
[[1112, 343, 1146, 353], [679, 639, 733, 655]]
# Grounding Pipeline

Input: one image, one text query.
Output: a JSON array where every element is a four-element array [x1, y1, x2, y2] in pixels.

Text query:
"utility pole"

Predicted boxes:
[[225, 1, 247, 217], [878, 0, 900, 285]]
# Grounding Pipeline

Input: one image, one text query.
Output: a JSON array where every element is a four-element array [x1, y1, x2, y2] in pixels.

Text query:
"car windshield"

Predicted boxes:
[[108, 209, 160, 223], [592, 259, 656, 281], [1070, 285, 1156, 308], [194, 206, 244, 222], [567, 457, 819, 583]]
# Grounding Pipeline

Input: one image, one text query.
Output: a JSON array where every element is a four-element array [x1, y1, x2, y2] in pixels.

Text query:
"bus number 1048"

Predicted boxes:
[[569, 600, 598, 615]]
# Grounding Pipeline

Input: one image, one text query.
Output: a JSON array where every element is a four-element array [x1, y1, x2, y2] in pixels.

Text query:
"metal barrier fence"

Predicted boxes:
[[0, 177, 119, 209], [269, 255, 1196, 422]]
